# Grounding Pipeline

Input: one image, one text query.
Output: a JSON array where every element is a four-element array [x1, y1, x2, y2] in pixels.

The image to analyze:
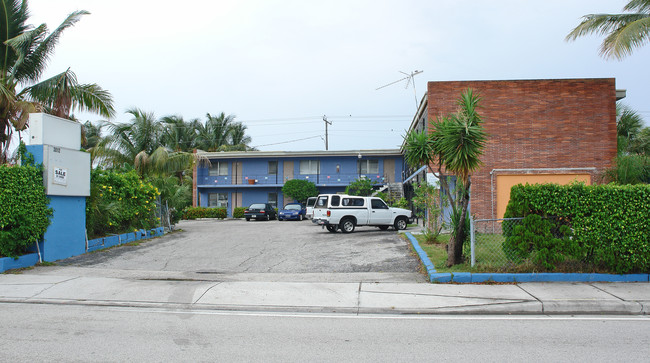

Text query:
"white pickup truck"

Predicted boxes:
[[313, 194, 413, 233]]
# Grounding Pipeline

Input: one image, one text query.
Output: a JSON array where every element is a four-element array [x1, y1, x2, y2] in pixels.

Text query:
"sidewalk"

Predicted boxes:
[[0, 272, 648, 315]]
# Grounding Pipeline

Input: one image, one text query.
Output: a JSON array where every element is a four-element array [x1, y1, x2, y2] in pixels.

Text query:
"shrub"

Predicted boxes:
[[86, 170, 160, 238], [504, 182, 650, 273], [182, 207, 227, 219], [502, 214, 576, 270], [282, 179, 318, 203], [0, 164, 52, 258], [233, 207, 246, 218], [345, 178, 373, 196]]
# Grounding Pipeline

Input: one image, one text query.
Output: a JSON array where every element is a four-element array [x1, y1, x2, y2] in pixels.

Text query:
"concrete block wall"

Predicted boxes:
[[427, 78, 617, 220]]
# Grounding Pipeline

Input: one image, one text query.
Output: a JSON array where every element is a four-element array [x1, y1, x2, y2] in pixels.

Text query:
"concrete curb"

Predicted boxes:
[[403, 232, 650, 284]]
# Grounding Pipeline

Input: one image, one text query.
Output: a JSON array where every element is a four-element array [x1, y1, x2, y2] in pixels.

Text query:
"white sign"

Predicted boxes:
[[53, 167, 68, 186]]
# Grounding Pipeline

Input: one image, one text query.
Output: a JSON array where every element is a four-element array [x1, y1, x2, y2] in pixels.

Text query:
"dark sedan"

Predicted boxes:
[[244, 203, 277, 221], [278, 203, 306, 221]]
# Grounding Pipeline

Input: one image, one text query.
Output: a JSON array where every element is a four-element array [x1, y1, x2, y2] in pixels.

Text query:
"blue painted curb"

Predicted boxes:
[[2, 227, 167, 273], [403, 232, 650, 283], [404, 232, 436, 279], [0, 253, 40, 273]]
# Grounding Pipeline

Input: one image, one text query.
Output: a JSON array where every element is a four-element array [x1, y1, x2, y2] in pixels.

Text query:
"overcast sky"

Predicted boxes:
[[26, 0, 650, 151]]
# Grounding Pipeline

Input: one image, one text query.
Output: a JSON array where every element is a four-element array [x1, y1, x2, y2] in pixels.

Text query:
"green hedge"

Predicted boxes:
[[0, 164, 52, 258], [182, 207, 227, 220], [233, 207, 246, 218], [86, 170, 160, 239], [504, 183, 650, 273]]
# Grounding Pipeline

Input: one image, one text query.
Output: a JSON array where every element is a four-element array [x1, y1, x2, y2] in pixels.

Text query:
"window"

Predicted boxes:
[[316, 195, 328, 207], [358, 160, 379, 174], [299, 160, 319, 174], [268, 192, 278, 208], [268, 161, 278, 175], [209, 162, 228, 176], [208, 193, 228, 208], [371, 199, 388, 209], [331, 195, 340, 207], [341, 197, 365, 207]]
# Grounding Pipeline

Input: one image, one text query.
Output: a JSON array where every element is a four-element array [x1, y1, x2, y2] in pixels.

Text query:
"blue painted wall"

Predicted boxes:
[[26, 145, 87, 261], [39, 195, 87, 261]]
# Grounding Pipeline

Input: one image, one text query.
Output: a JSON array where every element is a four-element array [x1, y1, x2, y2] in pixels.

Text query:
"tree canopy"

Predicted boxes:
[[566, 0, 650, 60]]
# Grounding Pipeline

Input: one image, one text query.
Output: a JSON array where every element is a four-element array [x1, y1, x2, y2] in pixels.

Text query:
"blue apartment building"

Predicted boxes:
[[193, 149, 405, 216]]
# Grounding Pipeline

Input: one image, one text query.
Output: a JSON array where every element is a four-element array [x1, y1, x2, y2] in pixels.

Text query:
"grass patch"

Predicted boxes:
[[410, 233, 614, 273]]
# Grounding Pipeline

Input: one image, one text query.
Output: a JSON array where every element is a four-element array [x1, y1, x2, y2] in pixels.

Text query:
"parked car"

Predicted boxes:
[[314, 194, 413, 233], [305, 197, 317, 219], [278, 203, 306, 221], [244, 203, 277, 221]]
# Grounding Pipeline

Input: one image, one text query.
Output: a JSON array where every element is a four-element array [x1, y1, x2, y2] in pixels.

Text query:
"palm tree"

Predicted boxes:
[[403, 88, 487, 266], [160, 115, 199, 152], [566, 0, 650, 60], [226, 122, 253, 151], [195, 112, 235, 151], [0, 1, 114, 162], [96, 108, 202, 178], [617, 104, 644, 154]]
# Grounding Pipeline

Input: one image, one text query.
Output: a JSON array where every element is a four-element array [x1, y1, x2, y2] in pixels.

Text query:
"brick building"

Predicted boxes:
[[406, 78, 623, 220]]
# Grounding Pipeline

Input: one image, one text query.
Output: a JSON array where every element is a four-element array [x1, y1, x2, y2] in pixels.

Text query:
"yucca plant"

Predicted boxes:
[[403, 88, 487, 266]]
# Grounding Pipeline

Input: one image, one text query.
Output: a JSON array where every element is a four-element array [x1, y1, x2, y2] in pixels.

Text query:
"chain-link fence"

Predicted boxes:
[[155, 196, 175, 233], [469, 218, 523, 268]]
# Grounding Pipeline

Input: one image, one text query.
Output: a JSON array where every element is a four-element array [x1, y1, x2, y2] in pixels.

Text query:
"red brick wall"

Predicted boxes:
[[427, 78, 617, 220]]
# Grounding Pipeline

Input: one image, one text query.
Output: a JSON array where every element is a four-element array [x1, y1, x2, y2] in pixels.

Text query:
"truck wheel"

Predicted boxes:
[[326, 224, 337, 233], [340, 218, 355, 233], [394, 217, 408, 230], [378, 226, 389, 231]]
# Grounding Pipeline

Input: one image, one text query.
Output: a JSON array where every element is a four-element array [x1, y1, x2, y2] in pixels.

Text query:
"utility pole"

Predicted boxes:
[[323, 115, 332, 150]]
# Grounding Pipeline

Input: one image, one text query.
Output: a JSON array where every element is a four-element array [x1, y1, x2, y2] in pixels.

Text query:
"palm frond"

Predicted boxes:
[[14, 10, 89, 82], [0, 0, 30, 74], [624, 0, 650, 13], [601, 17, 650, 59]]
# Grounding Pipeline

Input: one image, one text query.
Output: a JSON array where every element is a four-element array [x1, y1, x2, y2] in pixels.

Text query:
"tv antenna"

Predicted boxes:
[[376, 70, 423, 109]]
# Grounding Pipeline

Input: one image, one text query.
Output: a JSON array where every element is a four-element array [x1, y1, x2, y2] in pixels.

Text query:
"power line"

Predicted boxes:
[[251, 135, 322, 148]]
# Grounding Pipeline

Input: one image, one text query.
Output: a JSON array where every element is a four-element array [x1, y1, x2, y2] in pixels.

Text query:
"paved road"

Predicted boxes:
[[49, 219, 423, 282], [2, 303, 648, 362]]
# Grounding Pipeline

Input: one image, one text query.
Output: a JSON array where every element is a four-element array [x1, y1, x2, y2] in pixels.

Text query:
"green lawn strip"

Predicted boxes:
[[412, 233, 615, 274]]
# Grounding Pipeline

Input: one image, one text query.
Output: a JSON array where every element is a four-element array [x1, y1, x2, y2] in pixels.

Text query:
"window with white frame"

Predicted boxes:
[[208, 193, 228, 208], [209, 161, 228, 176], [357, 159, 379, 174], [299, 160, 319, 174]]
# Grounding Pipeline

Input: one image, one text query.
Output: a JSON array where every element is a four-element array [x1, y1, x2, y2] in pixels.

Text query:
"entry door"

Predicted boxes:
[[233, 161, 243, 185], [231, 192, 242, 216], [383, 159, 395, 183], [283, 161, 294, 182]]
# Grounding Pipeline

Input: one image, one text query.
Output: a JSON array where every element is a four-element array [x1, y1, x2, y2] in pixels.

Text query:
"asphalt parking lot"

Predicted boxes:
[[53, 219, 424, 282]]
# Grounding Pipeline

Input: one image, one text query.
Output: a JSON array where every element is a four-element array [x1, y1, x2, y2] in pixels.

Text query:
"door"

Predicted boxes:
[[233, 161, 243, 185], [383, 159, 395, 183], [370, 198, 392, 224], [231, 192, 242, 216], [283, 161, 294, 182], [496, 174, 591, 218]]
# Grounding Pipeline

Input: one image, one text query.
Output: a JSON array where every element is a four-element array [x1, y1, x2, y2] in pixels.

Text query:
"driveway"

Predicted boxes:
[[46, 219, 424, 282]]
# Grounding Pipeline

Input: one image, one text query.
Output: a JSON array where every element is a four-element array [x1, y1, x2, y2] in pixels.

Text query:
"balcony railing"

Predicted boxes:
[[199, 173, 390, 186]]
